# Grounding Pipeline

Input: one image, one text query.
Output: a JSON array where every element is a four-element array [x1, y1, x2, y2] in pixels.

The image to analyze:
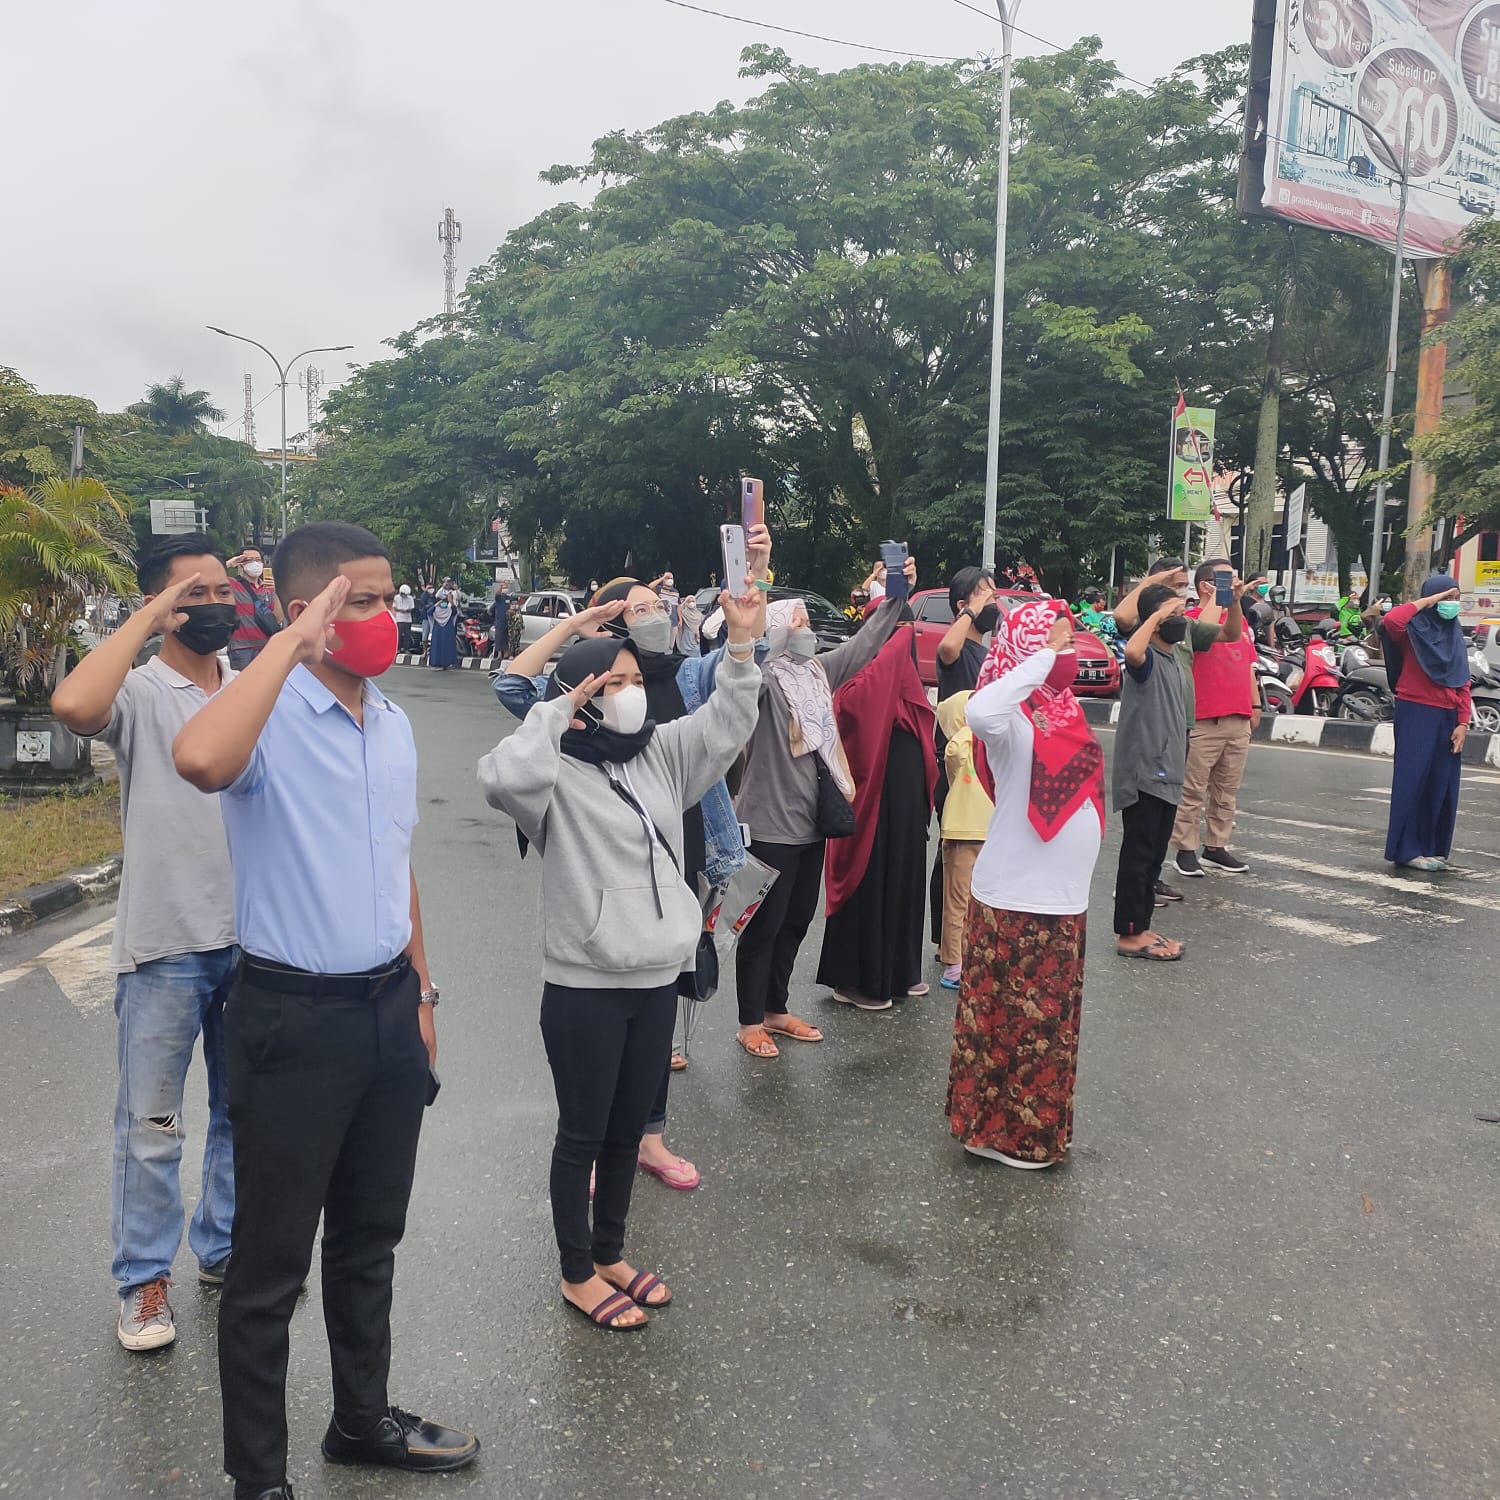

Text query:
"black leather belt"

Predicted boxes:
[[237, 952, 411, 999]]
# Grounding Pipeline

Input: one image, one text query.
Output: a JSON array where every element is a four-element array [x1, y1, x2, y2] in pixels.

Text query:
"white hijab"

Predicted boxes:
[[765, 599, 852, 795]]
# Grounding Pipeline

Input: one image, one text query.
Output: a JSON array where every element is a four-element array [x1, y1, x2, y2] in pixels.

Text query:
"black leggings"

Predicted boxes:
[[1113, 793, 1177, 937], [734, 839, 826, 1026], [539, 982, 677, 1284]]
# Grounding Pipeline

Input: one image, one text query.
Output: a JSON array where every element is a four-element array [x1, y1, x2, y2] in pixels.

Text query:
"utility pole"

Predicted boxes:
[[1404, 261, 1452, 595], [242, 373, 257, 450], [303, 365, 322, 453], [207, 327, 353, 541], [981, 2, 1019, 571], [438, 207, 463, 319], [1314, 95, 1410, 604]]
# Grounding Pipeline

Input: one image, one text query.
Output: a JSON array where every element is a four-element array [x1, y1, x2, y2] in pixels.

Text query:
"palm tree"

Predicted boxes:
[[129, 376, 226, 436], [0, 476, 137, 700]]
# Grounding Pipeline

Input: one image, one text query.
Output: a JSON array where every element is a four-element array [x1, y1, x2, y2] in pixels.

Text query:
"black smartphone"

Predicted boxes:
[[880, 540, 909, 603], [1214, 567, 1233, 609], [425, 1065, 441, 1107]]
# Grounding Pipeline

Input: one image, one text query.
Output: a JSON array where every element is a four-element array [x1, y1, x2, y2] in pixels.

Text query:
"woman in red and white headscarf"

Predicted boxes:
[[946, 598, 1105, 1170]]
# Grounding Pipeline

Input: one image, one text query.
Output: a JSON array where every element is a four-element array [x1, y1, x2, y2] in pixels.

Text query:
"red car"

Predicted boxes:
[[908, 588, 1120, 697]]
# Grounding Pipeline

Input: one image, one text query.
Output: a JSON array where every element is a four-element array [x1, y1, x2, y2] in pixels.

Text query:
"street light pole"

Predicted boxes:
[[981, 0, 1019, 571], [1313, 98, 1411, 599], [206, 327, 353, 542]]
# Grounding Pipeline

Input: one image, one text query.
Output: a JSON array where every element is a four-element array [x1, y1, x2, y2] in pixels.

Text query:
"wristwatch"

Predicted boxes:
[[420, 986, 440, 1006]]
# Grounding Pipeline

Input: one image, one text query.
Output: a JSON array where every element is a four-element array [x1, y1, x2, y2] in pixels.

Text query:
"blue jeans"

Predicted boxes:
[[111, 947, 238, 1292]]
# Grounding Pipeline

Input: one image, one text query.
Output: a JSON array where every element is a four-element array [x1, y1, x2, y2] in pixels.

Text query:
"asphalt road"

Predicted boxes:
[[4, 664, 1500, 1500]]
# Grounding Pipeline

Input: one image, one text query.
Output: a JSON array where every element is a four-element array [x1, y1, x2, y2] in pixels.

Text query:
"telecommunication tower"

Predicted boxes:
[[303, 366, 322, 452], [438, 207, 462, 317], [242, 373, 256, 450]]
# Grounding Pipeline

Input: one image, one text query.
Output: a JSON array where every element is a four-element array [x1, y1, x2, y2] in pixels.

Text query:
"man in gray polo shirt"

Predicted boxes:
[[52, 535, 240, 1352]]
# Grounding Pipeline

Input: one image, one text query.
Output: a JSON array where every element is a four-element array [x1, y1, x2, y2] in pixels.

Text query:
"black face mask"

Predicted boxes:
[[174, 602, 238, 656], [1158, 616, 1189, 646], [972, 604, 1000, 634]]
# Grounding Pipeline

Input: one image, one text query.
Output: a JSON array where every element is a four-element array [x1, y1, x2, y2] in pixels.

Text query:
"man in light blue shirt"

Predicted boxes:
[[175, 521, 478, 1500]]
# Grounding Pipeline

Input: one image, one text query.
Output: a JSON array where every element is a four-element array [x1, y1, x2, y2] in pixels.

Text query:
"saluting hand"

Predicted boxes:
[[142, 572, 204, 636], [1047, 615, 1075, 653], [287, 575, 351, 664], [564, 672, 607, 730]]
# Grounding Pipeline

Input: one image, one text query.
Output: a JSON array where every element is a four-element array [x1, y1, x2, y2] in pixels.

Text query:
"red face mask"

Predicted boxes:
[[1044, 650, 1078, 693], [327, 609, 399, 677]]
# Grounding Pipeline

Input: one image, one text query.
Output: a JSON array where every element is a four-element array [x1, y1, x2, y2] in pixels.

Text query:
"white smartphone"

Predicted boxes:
[[720, 524, 748, 594]]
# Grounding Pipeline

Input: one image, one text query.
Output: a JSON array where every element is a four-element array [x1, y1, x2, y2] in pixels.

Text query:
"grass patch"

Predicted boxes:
[[0, 783, 121, 899]]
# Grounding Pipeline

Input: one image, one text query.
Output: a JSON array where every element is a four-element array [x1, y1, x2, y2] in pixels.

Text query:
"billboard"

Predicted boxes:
[[1242, 0, 1500, 257], [1169, 405, 1217, 522]]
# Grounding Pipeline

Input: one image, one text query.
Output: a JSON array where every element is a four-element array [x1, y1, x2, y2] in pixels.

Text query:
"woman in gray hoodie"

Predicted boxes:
[[478, 586, 764, 1331]]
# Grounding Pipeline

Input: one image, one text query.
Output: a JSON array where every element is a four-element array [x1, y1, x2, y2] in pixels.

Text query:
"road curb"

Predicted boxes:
[[393, 654, 498, 672], [0, 854, 121, 939], [1078, 699, 1498, 764]]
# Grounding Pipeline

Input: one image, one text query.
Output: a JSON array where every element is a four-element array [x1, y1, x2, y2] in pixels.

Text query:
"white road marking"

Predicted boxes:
[[1214, 903, 1379, 946], [1255, 877, 1464, 925], [1349, 793, 1500, 826], [1244, 851, 1500, 913], [0, 916, 116, 1012], [1241, 821, 1500, 867]]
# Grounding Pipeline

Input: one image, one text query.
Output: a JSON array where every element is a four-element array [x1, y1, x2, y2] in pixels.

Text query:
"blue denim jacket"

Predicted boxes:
[[492, 644, 762, 887]]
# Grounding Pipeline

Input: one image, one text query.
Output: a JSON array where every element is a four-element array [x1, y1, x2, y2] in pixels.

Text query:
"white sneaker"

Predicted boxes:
[[963, 1144, 1057, 1170], [118, 1278, 176, 1351]]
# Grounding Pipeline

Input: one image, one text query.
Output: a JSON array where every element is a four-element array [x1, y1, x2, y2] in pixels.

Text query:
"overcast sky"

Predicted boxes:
[[6, 0, 1249, 438]]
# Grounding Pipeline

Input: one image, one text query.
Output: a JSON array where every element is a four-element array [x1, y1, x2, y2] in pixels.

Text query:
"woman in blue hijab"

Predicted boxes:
[[1380, 575, 1472, 870]]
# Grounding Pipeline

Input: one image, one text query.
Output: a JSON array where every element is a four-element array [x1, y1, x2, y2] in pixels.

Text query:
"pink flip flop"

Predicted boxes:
[[638, 1157, 701, 1191]]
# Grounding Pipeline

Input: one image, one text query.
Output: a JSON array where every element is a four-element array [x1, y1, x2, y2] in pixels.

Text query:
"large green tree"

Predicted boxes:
[[283, 41, 1408, 601], [1411, 221, 1500, 540]]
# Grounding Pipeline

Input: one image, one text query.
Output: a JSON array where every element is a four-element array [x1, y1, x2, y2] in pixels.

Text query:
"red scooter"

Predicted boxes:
[[1291, 634, 1341, 715]]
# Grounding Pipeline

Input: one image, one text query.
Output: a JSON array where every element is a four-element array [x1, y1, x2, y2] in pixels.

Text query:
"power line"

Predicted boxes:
[[661, 0, 964, 59]]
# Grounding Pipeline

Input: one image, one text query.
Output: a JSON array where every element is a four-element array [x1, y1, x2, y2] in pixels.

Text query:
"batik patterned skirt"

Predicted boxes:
[[945, 900, 1086, 1164]]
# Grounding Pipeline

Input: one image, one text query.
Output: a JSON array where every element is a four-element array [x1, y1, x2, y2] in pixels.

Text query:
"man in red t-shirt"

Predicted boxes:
[[1172, 559, 1262, 877]]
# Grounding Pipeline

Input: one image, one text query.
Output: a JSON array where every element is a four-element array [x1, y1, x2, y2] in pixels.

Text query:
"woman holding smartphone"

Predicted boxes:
[[947, 599, 1104, 1169], [478, 584, 764, 1330], [494, 525, 772, 1192], [733, 556, 917, 1058]]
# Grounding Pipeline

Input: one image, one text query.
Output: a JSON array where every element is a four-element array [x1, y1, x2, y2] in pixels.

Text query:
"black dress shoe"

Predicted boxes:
[[321, 1406, 479, 1472]]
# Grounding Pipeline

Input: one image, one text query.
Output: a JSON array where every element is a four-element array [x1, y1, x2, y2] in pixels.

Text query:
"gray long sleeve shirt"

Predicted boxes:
[[736, 599, 909, 847], [477, 651, 761, 989]]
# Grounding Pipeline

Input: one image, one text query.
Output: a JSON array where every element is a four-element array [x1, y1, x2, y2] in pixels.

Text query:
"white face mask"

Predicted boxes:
[[786, 626, 818, 660], [243, 561, 264, 579], [600, 683, 648, 735]]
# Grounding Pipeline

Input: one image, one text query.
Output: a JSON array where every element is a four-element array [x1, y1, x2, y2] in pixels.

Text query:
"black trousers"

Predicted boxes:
[[734, 839, 825, 1026], [218, 965, 427, 1490], [539, 982, 677, 1284], [1114, 793, 1178, 937]]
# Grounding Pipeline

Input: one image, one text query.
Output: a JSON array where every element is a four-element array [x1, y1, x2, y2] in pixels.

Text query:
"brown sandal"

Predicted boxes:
[[763, 1015, 824, 1043], [737, 1025, 780, 1058]]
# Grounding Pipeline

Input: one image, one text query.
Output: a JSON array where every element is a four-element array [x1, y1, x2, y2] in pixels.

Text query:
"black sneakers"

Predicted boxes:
[[1154, 880, 1184, 902], [1173, 849, 1204, 878], [322, 1407, 479, 1472], [1202, 847, 1249, 873]]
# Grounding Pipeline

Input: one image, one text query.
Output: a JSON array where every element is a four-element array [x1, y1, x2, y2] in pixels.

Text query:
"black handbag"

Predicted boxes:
[[815, 756, 856, 839]]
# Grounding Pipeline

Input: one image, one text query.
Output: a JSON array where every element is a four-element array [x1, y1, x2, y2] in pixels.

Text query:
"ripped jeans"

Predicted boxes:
[[111, 947, 238, 1293]]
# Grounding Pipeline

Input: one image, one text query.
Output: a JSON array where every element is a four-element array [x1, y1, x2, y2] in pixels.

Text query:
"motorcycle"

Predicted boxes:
[[1332, 642, 1395, 723], [1292, 634, 1342, 715], [1254, 654, 1294, 715], [1470, 647, 1500, 735], [456, 612, 492, 658]]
